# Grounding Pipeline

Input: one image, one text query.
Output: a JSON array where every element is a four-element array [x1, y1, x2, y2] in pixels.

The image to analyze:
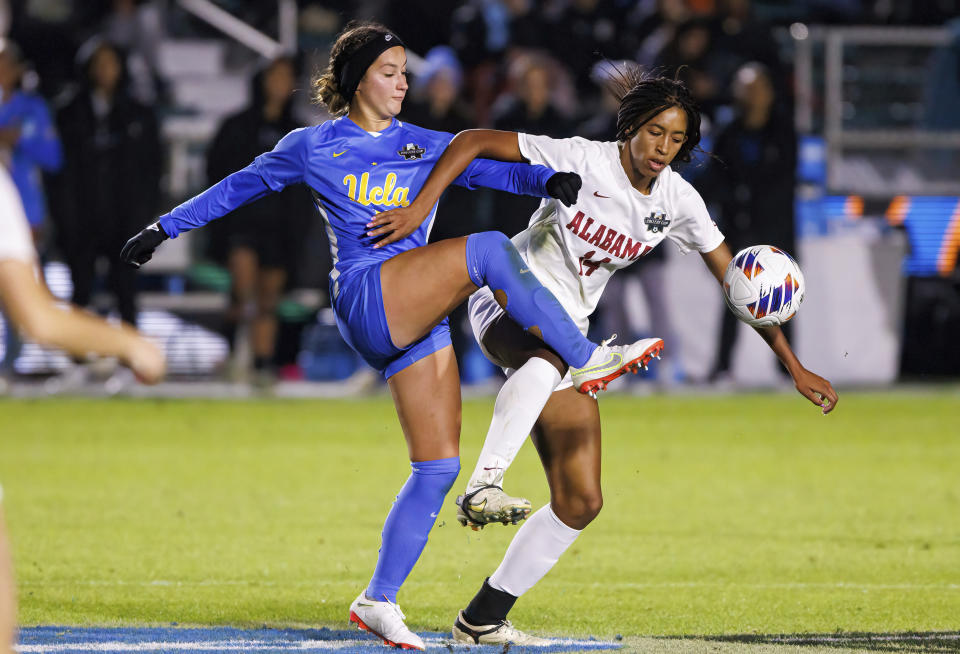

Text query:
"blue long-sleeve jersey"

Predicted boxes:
[[0, 91, 63, 228], [159, 116, 556, 292]]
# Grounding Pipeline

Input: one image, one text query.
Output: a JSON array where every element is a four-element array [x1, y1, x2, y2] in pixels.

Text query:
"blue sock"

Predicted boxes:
[[465, 231, 595, 368], [367, 456, 460, 603]]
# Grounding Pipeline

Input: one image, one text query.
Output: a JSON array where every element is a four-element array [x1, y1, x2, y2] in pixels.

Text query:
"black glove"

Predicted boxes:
[[545, 172, 582, 207], [120, 222, 168, 268]]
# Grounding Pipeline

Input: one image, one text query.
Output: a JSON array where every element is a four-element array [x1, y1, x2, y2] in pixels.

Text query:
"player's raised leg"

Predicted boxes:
[[454, 386, 602, 645], [349, 346, 462, 651], [381, 233, 658, 394], [381, 233, 592, 366]]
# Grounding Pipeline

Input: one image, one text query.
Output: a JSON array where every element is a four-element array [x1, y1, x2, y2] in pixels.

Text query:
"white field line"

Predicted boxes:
[[588, 581, 960, 590], [759, 634, 960, 643], [17, 641, 368, 652], [17, 580, 960, 590], [15, 636, 618, 653], [17, 633, 958, 652]]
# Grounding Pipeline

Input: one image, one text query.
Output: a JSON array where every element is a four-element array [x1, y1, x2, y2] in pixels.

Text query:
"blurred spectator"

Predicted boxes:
[[6, 2, 100, 98], [450, 0, 546, 125], [577, 59, 634, 141], [101, 0, 166, 104], [655, 17, 722, 121], [204, 56, 312, 386], [50, 39, 160, 330], [490, 52, 573, 236], [491, 52, 572, 139], [0, 39, 61, 248], [401, 46, 473, 134], [711, 0, 789, 111], [450, 0, 544, 69], [626, 0, 692, 69], [698, 62, 796, 382], [543, 0, 628, 98], [0, 38, 62, 379]]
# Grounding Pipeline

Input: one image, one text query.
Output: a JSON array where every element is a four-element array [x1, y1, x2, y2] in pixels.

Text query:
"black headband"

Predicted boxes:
[[339, 32, 405, 102]]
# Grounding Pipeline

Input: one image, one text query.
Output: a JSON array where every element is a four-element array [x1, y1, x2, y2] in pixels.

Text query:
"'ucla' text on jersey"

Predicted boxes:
[[160, 116, 555, 301], [341, 172, 410, 207]]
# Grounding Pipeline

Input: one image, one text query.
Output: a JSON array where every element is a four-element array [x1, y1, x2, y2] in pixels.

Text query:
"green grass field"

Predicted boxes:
[[1, 390, 958, 643]]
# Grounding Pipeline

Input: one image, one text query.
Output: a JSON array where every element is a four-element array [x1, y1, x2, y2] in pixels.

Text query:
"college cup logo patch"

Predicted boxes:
[[397, 143, 426, 160], [644, 211, 671, 233]]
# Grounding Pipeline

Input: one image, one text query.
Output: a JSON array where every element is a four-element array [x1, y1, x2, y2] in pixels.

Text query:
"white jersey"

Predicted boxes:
[[514, 133, 724, 331], [0, 166, 35, 264]]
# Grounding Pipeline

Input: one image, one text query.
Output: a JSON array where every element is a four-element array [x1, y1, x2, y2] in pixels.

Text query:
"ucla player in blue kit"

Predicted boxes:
[[121, 22, 658, 650]]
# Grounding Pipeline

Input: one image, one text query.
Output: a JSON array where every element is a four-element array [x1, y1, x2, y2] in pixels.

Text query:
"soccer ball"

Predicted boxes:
[[722, 245, 805, 327]]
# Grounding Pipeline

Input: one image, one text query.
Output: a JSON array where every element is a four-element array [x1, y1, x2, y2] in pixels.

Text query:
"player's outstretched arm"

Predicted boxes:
[[409, 129, 529, 209], [0, 259, 165, 383], [366, 130, 580, 247], [122, 128, 310, 265], [700, 243, 839, 414]]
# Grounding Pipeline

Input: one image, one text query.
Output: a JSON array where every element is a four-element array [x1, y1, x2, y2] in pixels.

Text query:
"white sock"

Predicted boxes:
[[467, 357, 562, 490], [488, 505, 581, 597]]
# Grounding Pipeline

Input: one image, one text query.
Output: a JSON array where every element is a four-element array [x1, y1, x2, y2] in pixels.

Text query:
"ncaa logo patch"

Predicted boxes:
[[397, 143, 426, 160], [644, 211, 671, 233]]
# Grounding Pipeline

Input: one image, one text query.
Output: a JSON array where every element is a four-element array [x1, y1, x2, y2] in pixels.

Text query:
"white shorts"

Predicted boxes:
[[467, 287, 574, 391]]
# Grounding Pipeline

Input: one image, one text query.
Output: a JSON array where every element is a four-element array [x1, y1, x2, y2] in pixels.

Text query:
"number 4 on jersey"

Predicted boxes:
[[578, 250, 611, 277]]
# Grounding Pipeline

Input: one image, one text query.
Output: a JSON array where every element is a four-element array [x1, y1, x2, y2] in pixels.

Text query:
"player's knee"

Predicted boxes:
[[410, 456, 461, 496], [552, 490, 603, 530], [470, 231, 516, 264], [465, 231, 528, 290], [529, 350, 567, 378], [578, 492, 603, 525], [475, 230, 510, 247]]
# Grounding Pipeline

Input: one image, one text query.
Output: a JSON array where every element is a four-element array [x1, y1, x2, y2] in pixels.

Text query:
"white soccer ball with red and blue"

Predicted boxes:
[[722, 245, 805, 327]]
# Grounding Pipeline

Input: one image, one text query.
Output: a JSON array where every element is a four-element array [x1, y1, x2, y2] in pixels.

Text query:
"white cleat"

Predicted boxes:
[[452, 610, 551, 646], [456, 485, 532, 530], [570, 335, 665, 398], [349, 591, 425, 650]]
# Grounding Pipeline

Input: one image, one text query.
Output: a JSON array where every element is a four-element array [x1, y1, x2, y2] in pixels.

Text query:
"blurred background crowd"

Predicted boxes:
[[0, 0, 958, 395]]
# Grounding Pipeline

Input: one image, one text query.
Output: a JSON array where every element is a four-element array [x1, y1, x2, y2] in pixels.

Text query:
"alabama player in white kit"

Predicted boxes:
[[367, 72, 838, 644]]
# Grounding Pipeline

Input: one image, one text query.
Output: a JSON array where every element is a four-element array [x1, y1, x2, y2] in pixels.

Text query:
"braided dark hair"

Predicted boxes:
[[609, 68, 702, 164]]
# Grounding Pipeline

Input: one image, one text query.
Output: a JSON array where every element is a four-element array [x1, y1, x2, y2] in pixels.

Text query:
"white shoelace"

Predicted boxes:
[[600, 333, 618, 348], [382, 596, 407, 623], [499, 620, 543, 643]]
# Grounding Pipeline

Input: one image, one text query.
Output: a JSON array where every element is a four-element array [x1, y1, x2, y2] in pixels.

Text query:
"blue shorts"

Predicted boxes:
[[331, 262, 452, 379]]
